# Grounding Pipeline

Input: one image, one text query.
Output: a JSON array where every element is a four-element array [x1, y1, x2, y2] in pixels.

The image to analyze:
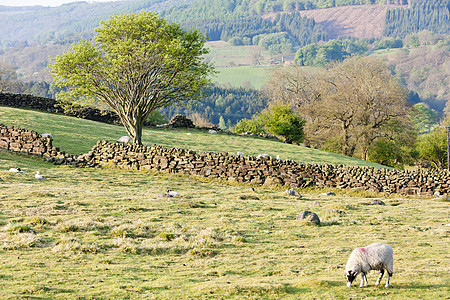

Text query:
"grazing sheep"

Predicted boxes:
[[345, 243, 393, 288], [117, 136, 131, 143], [41, 133, 53, 139], [208, 129, 217, 134], [9, 168, 21, 173]]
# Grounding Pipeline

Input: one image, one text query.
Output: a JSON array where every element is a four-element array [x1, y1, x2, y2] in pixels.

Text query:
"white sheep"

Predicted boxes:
[[345, 243, 393, 288], [167, 189, 179, 197], [35, 171, 45, 180], [41, 133, 53, 139], [117, 136, 131, 143]]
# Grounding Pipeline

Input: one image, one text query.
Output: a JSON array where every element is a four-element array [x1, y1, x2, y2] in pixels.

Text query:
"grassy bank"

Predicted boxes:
[[0, 106, 386, 168]]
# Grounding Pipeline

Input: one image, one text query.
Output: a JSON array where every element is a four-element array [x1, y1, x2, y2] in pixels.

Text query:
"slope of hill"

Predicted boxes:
[[0, 105, 386, 168], [295, 4, 400, 39], [0, 0, 192, 44]]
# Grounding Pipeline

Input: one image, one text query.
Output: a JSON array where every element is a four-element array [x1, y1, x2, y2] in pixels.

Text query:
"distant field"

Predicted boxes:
[[206, 41, 281, 89], [213, 66, 275, 89], [0, 106, 386, 168], [206, 41, 272, 67]]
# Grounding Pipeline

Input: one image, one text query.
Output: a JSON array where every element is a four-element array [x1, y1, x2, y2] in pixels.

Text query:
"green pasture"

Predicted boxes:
[[0, 149, 448, 299], [0, 106, 448, 298], [205, 41, 271, 67], [213, 66, 275, 89], [205, 41, 277, 89], [0, 106, 385, 168]]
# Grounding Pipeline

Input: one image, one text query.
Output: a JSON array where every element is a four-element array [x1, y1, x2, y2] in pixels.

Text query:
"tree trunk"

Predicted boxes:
[[122, 117, 144, 146], [133, 122, 143, 145]]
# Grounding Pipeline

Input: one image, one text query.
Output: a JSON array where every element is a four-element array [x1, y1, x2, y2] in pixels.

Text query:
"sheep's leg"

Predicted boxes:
[[360, 273, 366, 287], [376, 269, 384, 286], [385, 272, 392, 288]]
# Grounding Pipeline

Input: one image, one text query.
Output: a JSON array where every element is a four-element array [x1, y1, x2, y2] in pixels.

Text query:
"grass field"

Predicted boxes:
[[205, 41, 279, 89], [213, 66, 275, 89], [0, 106, 449, 299], [0, 106, 385, 168]]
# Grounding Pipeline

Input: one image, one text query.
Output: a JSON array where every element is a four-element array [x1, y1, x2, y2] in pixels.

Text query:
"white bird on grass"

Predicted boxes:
[[9, 168, 21, 173], [35, 171, 45, 180]]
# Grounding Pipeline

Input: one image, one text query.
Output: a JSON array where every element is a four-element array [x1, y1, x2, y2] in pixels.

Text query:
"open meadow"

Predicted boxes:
[[0, 106, 449, 299]]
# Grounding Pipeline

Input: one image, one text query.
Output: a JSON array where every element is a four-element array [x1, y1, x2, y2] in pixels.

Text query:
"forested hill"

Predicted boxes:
[[384, 0, 450, 37], [1, 0, 410, 46], [0, 0, 193, 44]]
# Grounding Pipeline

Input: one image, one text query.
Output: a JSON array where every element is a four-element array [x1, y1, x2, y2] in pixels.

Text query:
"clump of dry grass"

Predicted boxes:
[[0, 232, 44, 250], [52, 236, 101, 254]]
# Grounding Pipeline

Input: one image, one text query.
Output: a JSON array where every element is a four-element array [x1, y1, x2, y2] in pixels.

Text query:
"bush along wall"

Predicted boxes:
[[1, 125, 449, 196]]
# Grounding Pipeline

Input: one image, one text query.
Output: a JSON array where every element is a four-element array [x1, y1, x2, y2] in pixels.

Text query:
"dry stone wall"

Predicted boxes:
[[80, 140, 450, 196], [0, 92, 120, 124], [0, 124, 78, 165], [1, 124, 449, 196]]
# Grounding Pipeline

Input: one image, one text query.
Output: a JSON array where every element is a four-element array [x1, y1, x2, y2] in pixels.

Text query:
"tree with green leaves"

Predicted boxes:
[[416, 117, 450, 169], [51, 12, 214, 145], [258, 104, 305, 144], [232, 104, 305, 144]]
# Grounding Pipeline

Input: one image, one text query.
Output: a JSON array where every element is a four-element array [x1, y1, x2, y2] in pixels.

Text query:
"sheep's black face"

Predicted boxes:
[[346, 270, 356, 287]]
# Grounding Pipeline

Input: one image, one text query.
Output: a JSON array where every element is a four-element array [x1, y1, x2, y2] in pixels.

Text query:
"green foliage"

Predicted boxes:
[[146, 111, 168, 126], [373, 37, 403, 50], [166, 9, 328, 47], [258, 104, 305, 144], [295, 38, 367, 66], [218, 115, 227, 129], [232, 104, 305, 144], [368, 138, 418, 169], [50, 11, 213, 144], [258, 32, 293, 54], [162, 85, 268, 127], [228, 36, 244, 46], [410, 103, 438, 133], [416, 117, 450, 169], [232, 118, 265, 135]]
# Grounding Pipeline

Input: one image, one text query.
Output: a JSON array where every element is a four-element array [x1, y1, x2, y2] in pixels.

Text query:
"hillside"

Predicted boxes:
[[0, 0, 192, 43], [0, 106, 386, 168], [295, 4, 396, 39]]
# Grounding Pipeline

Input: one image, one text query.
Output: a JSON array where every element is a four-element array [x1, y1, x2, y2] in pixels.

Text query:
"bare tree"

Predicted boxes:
[[265, 56, 412, 160], [0, 63, 20, 93]]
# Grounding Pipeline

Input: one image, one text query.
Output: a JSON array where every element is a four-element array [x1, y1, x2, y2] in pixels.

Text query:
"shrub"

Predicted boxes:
[[232, 118, 265, 135], [258, 104, 305, 144]]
